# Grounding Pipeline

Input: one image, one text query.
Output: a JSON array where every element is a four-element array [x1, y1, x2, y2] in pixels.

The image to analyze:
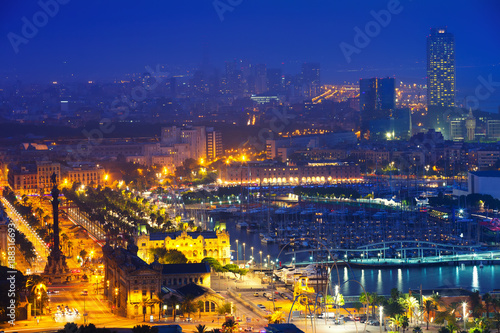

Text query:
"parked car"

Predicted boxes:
[[253, 292, 259, 297]]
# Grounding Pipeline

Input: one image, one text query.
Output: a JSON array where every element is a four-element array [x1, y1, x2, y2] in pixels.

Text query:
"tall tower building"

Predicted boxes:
[[427, 27, 455, 108], [301, 63, 321, 98], [360, 77, 395, 132], [465, 108, 476, 141], [359, 77, 395, 112], [206, 128, 223, 161]]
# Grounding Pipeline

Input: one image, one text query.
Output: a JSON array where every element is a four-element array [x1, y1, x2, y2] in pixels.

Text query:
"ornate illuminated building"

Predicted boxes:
[[136, 230, 231, 265], [103, 245, 221, 319]]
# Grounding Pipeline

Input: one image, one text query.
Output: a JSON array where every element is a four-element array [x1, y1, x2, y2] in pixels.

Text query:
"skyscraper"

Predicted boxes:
[[359, 77, 396, 133], [301, 63, 321, 98], [359, 77, 395, 112], [427, 27, 455, 108]]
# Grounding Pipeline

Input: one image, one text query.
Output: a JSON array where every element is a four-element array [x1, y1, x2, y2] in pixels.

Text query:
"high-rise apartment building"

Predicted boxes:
[[206, 127, 223, 161], [427, 27, 455, 108]]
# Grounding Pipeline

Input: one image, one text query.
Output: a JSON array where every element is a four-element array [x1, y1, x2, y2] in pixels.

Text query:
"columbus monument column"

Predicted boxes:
[[42, 172, 69, 284]]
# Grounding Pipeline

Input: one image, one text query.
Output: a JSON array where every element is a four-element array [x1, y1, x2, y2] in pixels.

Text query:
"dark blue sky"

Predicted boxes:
[[1, 0, 499, 109]]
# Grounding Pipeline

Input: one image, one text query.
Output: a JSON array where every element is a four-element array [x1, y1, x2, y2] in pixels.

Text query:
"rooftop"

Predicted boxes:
[[161, 263, 210, 275], [470, 171, 500, 178]]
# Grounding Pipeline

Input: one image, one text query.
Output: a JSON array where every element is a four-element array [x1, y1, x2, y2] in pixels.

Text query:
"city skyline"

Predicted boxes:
[[0, 1, 499, 108]]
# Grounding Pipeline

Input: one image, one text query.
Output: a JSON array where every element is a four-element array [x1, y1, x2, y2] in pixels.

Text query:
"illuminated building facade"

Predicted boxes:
[[427, 27, 455, 108], [37, 161, 61, 192], [136, 230, 231, 265], [220, 161, 361, 185], [103, 245, 213, 319], [63, 163, 106, 187], [206, 127, 223, 161], [8, 161, 106, 194]]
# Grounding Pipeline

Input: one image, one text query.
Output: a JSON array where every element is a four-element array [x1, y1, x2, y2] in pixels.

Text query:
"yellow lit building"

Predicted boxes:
[[103, 245, 218, 319], [136, 230, 231, 265]]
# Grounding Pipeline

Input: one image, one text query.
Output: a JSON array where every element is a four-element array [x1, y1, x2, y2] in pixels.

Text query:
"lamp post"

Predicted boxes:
[[335, 285, 339, 321], [236, 240, 239, 265], [380, 306, 384, 333], [243, 243, 246, 263], [259, 251, 262, 268], [251, 247, 254, 263], [115, 287, 119, 315], [462, 302, 467, 331]]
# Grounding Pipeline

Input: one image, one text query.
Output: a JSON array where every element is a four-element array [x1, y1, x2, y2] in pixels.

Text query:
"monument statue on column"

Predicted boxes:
[[42, 172, 70, 283]]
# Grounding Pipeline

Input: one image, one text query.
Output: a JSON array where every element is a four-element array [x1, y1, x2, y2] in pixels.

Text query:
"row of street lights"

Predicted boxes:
[[234, 240, 267, 268]]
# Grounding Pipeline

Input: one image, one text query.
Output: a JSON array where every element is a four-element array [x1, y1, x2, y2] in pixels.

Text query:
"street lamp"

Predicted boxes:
[[335, 285, 340, 321], [462, 302, 467, 331], [243, 243, 246, 263], [380, 306, 384, 333], [235, 240, 239, 265], [259, 251, 262, 268], [267, 255, 270, 268], [115, 287, 119, 315], [251, 247, 254, 263]]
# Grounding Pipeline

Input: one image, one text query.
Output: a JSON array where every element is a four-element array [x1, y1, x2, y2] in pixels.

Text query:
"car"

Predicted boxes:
[[257, 304, 266, 310], [253, 292, 259, 297], [81, 290, 88, 296], [316, 313, 324, 319], [185, 317, 192, 322]]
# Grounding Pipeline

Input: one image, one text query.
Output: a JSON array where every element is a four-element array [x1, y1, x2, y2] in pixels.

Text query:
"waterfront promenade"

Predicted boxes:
[[283, 251, 500, 267]]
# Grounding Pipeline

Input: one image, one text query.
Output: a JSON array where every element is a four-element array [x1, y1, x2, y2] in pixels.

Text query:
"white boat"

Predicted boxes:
[[261, 236, 275, 244]]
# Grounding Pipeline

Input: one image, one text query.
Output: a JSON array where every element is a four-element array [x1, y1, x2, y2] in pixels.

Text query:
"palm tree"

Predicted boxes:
[[222, 318, 238, 333], [390, 314, 404, 332], [492, 312, 500, 333], [431, 293, 442, 310], [197, 300, 204, 319], [446, 323, 457, 333], [67, 240, 73, 257], [446, 301, 461, 324], [353, 301, 363, 315], [401, 315, 409, 333], [166, 295, 179, 322], [269, 310, 286, 324], [195, 324, 207, 333], [359, 292, 372, 318], [149, 293, 164, 322], [26, 275, 46, 316], [181, 298, 197, 320], [423, 299, 436, 330], [405, 296, 419, 324], [483, 293, 493, 319]]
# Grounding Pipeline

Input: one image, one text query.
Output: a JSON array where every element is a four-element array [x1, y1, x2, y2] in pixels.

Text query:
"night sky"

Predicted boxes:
[[1, 0, 499, 110]]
